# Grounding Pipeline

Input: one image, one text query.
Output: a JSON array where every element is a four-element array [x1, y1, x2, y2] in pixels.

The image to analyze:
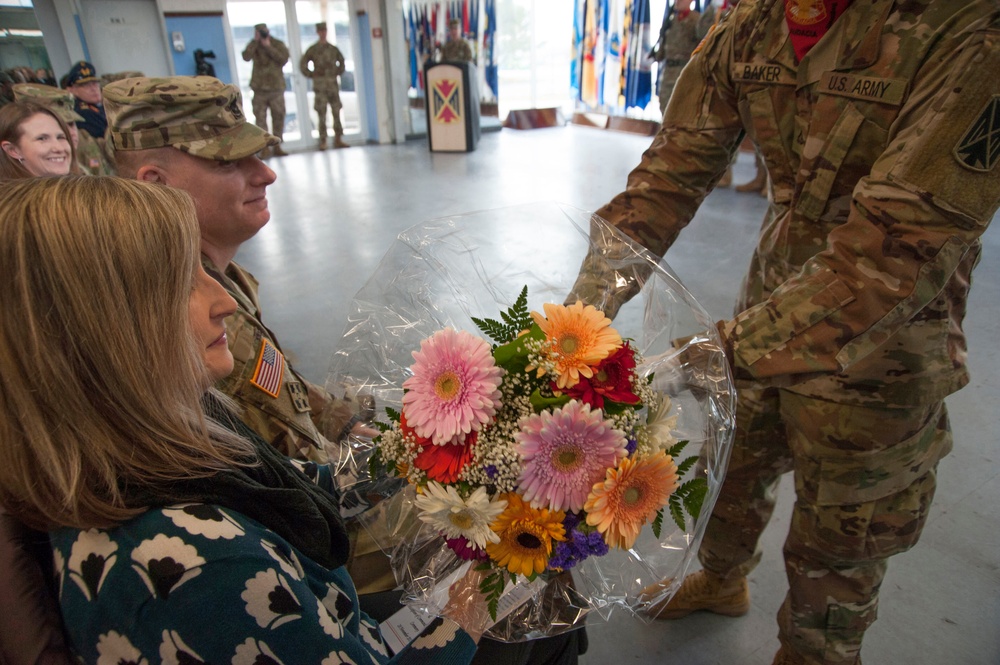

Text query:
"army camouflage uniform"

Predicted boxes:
[[75, 130, 115, 175], [202, 257, 358, 463], [440, 38, 474, 63], [653, 8, 702, 116], [572, 1, 1000, 663], [300, 40, 347, 144], [202, 247, 398, 597], [242, 30, 290, 141]]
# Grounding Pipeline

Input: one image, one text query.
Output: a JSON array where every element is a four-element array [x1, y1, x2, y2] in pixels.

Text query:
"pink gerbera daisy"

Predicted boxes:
[[515, 400, 628, 513], [403, 328, 503, 446]]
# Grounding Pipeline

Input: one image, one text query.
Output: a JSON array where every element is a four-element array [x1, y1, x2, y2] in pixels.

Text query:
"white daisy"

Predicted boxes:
[[415, 483, 507, 549], [642, 393, 679, 453]]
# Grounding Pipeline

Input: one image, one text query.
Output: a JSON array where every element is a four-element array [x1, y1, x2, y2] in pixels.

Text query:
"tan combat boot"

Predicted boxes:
[[271, 144, 288, 157], [643, 569, 750, 620], [334, 135, 350, 149], [258, 146, 271, 159], [772, 645, 862, 665], [717, 166, 733, 188], [318, 138, 328, 150], [736, 155, 768, 195]]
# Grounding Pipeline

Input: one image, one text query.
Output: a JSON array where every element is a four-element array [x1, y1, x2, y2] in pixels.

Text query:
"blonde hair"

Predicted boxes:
[[0, 102, 81, 180], [0, 176, 253, 530]]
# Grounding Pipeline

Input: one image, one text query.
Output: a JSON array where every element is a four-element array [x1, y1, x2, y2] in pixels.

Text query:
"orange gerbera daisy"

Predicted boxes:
[[531, 301, 622, 389], [486, 493, 566, 577], [584, 452, 679, 550]]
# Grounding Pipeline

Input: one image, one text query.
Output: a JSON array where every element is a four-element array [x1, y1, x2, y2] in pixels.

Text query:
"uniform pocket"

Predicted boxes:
[[795, 104, 865, 221]]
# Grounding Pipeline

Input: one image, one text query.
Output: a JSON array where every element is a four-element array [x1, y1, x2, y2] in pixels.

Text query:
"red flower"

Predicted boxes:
[[413, 431, 477, 483], [446, 536, 490, 561], [560, 342, 640, 408]]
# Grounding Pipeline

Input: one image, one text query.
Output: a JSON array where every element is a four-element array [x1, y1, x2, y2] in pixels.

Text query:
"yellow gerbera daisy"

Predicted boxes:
[[584, 452, 679, 550], [486, 493, 566, 577], [531, 301, 622, 389]]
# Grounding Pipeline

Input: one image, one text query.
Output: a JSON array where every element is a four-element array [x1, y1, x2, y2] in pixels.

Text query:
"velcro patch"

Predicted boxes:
[[954, 95, 1000, 172], [250, 338, 284, 398], [287, 381, 312, 413], [819, 72, 907, 106], [732, 62, 796, 86]]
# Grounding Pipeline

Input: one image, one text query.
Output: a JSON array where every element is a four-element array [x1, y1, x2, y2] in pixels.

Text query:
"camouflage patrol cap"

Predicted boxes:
[[12, 83, 85, 123], [104, 76, 278, 161], [254, 23, 268, 31], [316, 22, 327, 31]]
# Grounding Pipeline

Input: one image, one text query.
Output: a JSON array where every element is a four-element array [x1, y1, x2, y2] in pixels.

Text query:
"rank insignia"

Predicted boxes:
[[250, 338, 284, 397], [954, 95, 1000, 172]]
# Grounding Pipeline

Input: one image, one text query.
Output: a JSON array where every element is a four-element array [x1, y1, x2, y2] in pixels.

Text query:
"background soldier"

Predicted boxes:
[[242, 22, 290, 157], [12, 82, 115, 175], [651, 1, 702, 117], [300, 21, 349, 150], [440, 18, 474, 63]]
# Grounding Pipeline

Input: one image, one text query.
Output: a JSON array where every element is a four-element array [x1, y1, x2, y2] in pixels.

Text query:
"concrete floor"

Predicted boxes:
[[239, 126, 1000, 665]]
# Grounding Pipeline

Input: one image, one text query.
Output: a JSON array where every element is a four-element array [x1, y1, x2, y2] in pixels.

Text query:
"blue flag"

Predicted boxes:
[[483, 0, 498, 98], [624, 0, 652, 110]]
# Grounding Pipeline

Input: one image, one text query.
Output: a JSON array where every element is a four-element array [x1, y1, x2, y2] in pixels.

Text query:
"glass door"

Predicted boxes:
[[228, 0, 362, 151], [228, 1, 303, 146], [295, 0, 361, 140]]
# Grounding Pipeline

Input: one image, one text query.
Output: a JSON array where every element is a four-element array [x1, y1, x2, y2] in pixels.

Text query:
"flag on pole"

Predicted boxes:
[[602, 0, 623, 109], [483, 0, 498, 99], [571, 0, 586, 101], [624, 0, 652, 110]]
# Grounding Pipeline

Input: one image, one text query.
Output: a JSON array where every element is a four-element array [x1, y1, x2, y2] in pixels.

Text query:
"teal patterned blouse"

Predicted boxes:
[[49, 502, 476, 664]]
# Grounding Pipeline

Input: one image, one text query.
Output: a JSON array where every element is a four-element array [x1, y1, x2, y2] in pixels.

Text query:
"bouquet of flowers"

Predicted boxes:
[[328, 203, 734, 641], [371, 288, 707, 617]]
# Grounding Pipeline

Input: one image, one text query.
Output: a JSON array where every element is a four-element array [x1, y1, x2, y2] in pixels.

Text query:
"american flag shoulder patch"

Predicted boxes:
[[250, 338, 285, 398]]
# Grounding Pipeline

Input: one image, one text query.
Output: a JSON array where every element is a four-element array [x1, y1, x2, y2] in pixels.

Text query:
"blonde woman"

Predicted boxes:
[[0, 177, 487, 664], [0, 101, 80, 180]]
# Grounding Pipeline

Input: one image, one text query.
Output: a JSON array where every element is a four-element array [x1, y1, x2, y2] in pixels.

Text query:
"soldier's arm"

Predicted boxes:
[[299, 49, 313, 77], [266, 40, 290, 66], [722, 11, 1000, 383], [305, 380, 376, 443], [241, 40, 257, 61], [567, 6, 743, 315]]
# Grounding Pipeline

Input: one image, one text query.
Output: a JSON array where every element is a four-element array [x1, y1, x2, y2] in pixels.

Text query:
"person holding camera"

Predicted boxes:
[[241, 23, 289, 158]]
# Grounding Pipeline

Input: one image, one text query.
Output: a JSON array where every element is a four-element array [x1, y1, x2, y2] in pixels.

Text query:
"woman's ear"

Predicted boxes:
[[1, 141, 22, 161]]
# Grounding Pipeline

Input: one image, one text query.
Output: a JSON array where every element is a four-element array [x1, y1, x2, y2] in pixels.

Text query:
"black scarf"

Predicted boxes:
[[124, 393, 350, 569]]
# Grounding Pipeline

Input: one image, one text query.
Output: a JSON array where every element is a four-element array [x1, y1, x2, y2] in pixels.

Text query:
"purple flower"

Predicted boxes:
[[625, 436, 638, 456], [548, 519, 609, 570]]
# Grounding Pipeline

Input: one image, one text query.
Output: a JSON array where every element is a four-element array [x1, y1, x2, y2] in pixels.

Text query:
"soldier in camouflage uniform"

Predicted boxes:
[[569, 1, 1000, 664], [440, 18, 474, 63], [242, 23, 290, 157], [12, 83, 116, 176], [651, 3, 702, 117], [300, 22, 349, 150]]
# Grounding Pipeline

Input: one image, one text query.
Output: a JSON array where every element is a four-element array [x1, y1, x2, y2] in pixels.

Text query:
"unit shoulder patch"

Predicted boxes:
[[954, 95, 1000, 172]]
